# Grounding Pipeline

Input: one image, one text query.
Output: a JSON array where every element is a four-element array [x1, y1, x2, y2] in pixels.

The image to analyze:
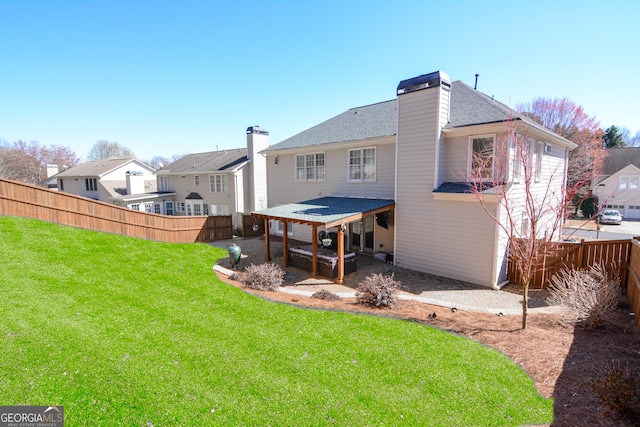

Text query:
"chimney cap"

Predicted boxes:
[[397, 71, 451, 95], [246, 125, 269, 135]]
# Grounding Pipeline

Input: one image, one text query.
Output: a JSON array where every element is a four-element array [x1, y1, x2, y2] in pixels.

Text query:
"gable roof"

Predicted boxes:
[[264, 80, 574, 152], [600, 147, 640, 176], [263, 100, 397, 152], [157, 148, 248, 175], [56, 157, 153, 177]]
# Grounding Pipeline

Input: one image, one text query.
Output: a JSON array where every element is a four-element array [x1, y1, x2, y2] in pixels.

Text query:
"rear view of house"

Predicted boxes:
[[255, 70, 575, 288]]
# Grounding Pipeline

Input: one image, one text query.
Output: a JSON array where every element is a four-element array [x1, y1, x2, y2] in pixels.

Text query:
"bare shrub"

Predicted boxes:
[[588, 360, 640, 423], [311, 289, 342, 301], [239, 263, 284, 291], [546, 263, 621, 329], [356, 273, 402, 308]]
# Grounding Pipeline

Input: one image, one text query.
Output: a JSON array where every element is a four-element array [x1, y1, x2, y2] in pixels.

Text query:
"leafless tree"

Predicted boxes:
[[469, 122, 570, 329], [518, 97, 605, 214], [0, 140, 79, 184], [86, 140, 135, 161]]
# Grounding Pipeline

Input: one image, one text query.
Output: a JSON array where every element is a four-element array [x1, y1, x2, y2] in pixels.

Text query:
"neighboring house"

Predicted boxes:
[[254, 71, 576, 288], [155, 126, 268, 227], [55, 158, 162, 211], [592, 147, 640, 218]]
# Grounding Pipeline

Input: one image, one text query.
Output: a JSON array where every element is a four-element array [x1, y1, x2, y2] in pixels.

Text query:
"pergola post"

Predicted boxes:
[[337, 224, 345, 285], [311, 225, 318, 276], [263, 217, 271, 262], [283, 221, 289, 266]]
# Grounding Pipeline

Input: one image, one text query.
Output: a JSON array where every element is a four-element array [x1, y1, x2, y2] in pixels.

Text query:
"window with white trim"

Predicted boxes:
[[193, 203, 202, 215], [274, 220, 293, 237], [165, 201, 174, 215], [210, 205, 230, 215], [144, 203, 153, 213], [194, 175, 200, 186], [85, 178, 97, 191], [348, 148, 376, 182], [158, 176, 169, 191], [131, 203, 140, 211], [209, 174, 228, 193], [176, 202, 185, 212], [470, 135, 494, 180], [296, 153, 325, 181], [154, 204, 161, 214], [619, 176, 639, 190], [535, 141, 544, 182]]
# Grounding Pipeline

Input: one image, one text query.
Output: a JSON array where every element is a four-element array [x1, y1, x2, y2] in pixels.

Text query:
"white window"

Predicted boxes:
[[144, 203, 153, 213], [535, 141, 544, 182], [158, 176, 169, 191], [348, 148, 376, 182], [619, 176, 639, 190], [210, 205, 230, 215], [470, 135, 494, 180], [193, 203, 202, 215], [154, 204, 161, 214], [296, 153, 325, 181], [606, 204, 624, 209], [165, 201, 174, 215], [85, 178, 97, 191], [209, 174, 228, 193], [176, 202, 185, 212], [194, 175, 200, 186], [131, 203, 140, 211]]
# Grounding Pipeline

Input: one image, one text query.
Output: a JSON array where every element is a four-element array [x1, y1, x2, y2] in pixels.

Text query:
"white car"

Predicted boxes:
[[598, 209, 623, 225]]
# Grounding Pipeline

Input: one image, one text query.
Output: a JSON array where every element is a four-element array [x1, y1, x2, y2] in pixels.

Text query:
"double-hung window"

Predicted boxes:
[[158, 176, 169, 191], [470, 135, 495, 180], [85, 178, 97, 191], [209, 174, 228, 193], [296, 153, 325, 181], [620, 176, 640, 190], [348, 148, 376, 182]]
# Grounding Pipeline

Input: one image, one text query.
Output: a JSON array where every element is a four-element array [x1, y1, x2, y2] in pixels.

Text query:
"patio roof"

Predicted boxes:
[[252, 196, 395, 228]]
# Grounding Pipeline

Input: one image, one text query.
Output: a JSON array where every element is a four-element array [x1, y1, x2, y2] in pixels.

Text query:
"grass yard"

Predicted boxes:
[[0, 217, 553, 426]]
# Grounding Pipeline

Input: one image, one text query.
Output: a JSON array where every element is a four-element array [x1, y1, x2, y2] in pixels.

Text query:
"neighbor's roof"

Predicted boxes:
[[252, 196, 394, 228], [56, 157, 152, 177], [600, 147, 640, 175], [157, 148, 248, 174], [264, 80, 575, 152]]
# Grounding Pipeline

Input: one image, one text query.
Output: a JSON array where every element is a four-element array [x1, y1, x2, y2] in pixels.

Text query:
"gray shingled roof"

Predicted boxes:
[[600, 147, 640, 175], [253, 196, 394, 227], [157, 148, 248, 174], [265, 80, 573, 152], [263, 100, 397, 151], [56, 157, 150, 177]]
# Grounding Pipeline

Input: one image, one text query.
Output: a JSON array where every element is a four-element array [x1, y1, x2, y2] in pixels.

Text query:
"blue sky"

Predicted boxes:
[[1, 0, 639, 161]]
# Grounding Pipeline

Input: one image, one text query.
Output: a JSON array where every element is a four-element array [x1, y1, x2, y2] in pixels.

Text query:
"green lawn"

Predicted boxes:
[[0, 216, 553, 426]]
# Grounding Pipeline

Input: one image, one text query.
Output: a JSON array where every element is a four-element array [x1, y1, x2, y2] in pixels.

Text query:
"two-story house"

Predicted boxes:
[[155, 126, 268, 227], [55, 158, 161, 210], [592, 147, 640, 219], [253, 71, 576, 288]]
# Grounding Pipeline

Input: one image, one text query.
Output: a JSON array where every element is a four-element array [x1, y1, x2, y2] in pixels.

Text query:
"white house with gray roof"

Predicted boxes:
[[255, 71, 576, 288], [55, 158, 160, 208], [155, 126, 268, 227], [592, 147, 640, 219]]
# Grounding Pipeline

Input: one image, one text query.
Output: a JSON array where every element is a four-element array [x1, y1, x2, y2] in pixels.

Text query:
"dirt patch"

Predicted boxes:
[[216, 271, 640, 426]]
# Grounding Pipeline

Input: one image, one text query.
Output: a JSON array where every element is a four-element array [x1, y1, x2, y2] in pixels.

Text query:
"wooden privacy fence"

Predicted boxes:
[[626, 239, 640, 330], [0, 178, 233, 243], [508, 238, 633, 289], [241, 214, 265, 238]]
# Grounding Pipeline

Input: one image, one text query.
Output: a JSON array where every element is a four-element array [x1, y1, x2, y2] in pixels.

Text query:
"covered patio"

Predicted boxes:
[[251, 196, 395, 284]]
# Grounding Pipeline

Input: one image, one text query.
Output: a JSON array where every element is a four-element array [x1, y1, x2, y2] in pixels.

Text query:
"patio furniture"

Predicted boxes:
[[288, 244, 357, 278]]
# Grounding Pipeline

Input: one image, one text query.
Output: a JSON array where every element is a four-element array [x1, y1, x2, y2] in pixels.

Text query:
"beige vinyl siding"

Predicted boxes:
[[395, 85, 500, 287], [266, 138, 395, 207]]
